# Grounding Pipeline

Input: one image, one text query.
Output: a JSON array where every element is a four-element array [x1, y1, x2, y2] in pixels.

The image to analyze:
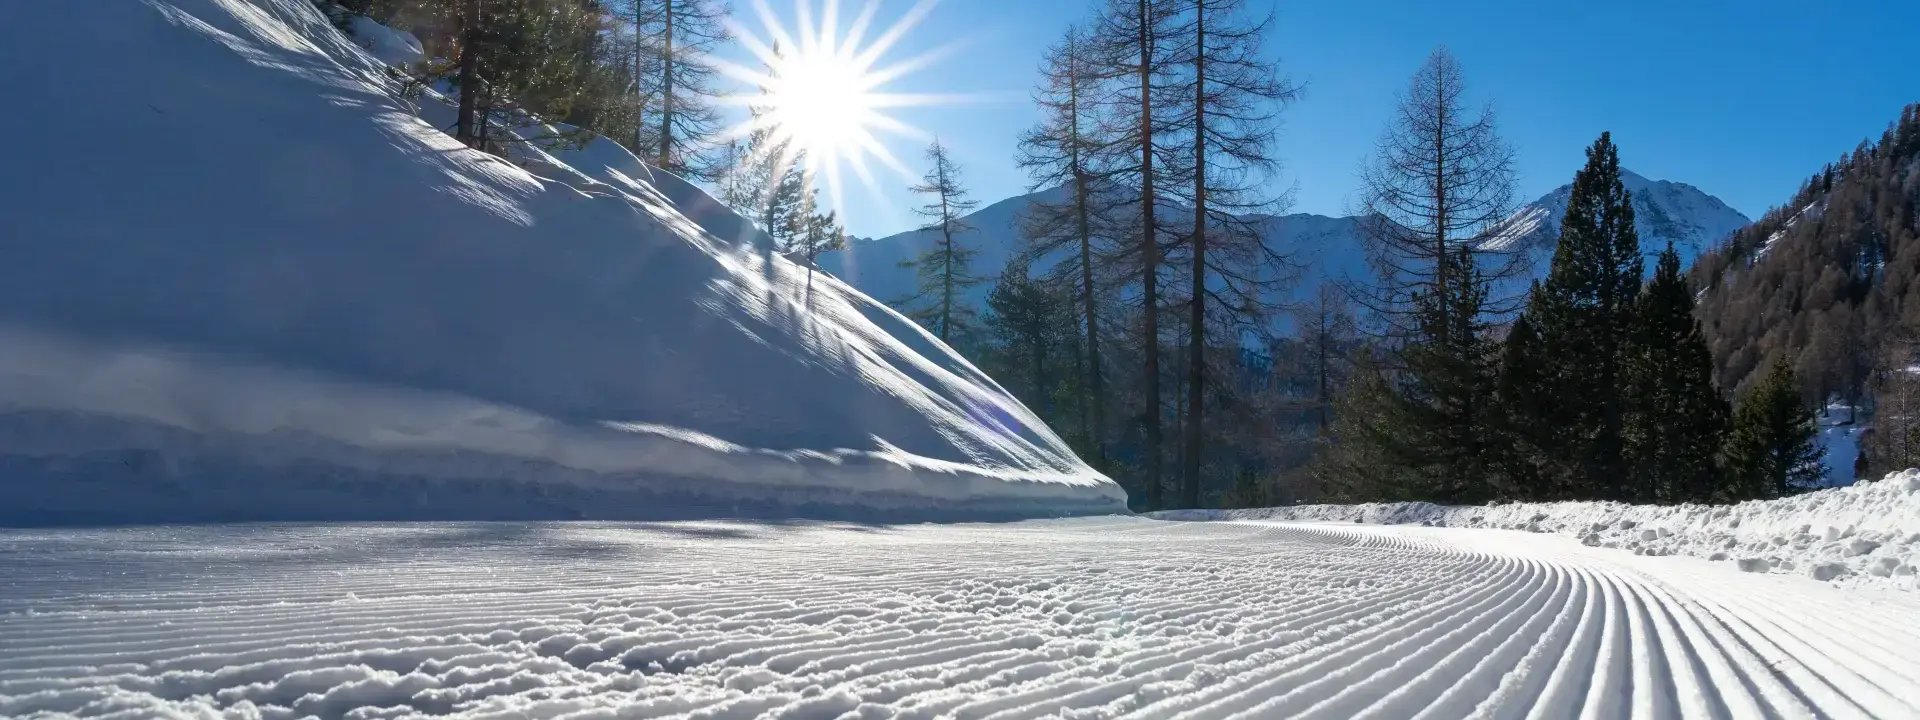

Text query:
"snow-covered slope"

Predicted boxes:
[[0, 0, 1125, 522], [822, 170, 1747, 324]]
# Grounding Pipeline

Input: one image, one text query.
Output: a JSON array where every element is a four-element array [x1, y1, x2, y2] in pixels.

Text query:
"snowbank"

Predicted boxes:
[[347, 14, 423, 68], [0, 0, 1124, 523], [1159, 470, 1920, 590]]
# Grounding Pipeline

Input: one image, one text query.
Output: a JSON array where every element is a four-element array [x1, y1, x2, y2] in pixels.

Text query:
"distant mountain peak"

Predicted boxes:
[[1491, 168, 1752, 274]]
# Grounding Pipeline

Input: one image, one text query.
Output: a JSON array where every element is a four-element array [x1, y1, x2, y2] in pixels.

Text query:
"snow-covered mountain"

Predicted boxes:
[[821, 171, 1750, 319], [1487, 169, 1753, 274], [0, 0, 1124, 522]]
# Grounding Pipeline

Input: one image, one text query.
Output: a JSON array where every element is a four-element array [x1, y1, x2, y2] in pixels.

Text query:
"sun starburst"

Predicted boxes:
[[718, 0, 959, 218]]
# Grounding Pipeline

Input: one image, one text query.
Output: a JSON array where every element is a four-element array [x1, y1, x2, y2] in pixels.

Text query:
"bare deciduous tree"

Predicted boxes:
[[1352, 48, 1521, 336]]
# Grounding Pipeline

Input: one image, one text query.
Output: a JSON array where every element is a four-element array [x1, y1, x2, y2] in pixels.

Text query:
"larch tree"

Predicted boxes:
[[629, 0, 730, 180], [1167, 0, 1298, 509], [1352, 48, 1521, 337], [901, 140, 983, 343], [1525, 132, 1644, 500], [1327, 48, 1512, 503], [1866, 331, 1920, 477], [1091, 0, 1185, 510], [1293, 282, 1358, 434], [1016, 26, 1118, 472]]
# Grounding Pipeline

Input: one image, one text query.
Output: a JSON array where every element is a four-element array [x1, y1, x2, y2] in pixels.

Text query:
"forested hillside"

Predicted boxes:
[[1691, 104, 1920, 476]]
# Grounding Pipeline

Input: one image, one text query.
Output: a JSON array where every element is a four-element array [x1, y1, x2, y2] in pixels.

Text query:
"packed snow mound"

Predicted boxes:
[[0, 0, 1124, 523], [1161, 469, 1920, 590]]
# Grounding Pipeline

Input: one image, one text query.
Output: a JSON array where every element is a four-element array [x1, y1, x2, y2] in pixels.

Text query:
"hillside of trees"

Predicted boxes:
[[1690, 104, 1920, 478]]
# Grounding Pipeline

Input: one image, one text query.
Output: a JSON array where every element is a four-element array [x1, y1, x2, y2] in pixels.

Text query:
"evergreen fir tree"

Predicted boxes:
[[1318, 248, 1498, 503], [1315, 349, 1421, 501], [1721, 359, 1825, 499], [1395, 246, 1500, 503], [1492, 307, 1552, 499], [1623, 243, 1728, 503], [982, 259, 1072, 424], [899, 140, 983, 343], [1526, 132, 1643, 500]]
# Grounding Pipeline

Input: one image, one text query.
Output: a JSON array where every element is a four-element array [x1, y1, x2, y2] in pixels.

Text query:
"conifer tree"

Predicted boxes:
[[1492, 308, 1552, 499], [1294, 283, 1357, 434], [1316, 349, 1420, 501], [1623, 243, 1728, 503], [900, 140, 983, 343], [1017, 27, 1117, 471], [796, 200, 845, 300], [1525, 132, 1643, 499], [1092, 0, 1185, 509], [1396, 246, 1500, 502], [1352, 49, 1521, 336], [982, 259, 1073, 424], [1170, 0, 1299, 509], [1721, 359, 1825, 499], [1320, 247, 1498, 503], [626, 0, 730, 179]]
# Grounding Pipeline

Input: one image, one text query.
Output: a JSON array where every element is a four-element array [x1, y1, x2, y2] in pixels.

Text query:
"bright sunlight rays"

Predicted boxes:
[[719, 0, 960, 217]]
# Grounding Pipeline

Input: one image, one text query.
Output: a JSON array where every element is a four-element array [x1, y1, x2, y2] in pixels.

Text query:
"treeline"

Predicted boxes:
[[947, 10, 1845, 508], [1325, 132, 1826, 506], [1691, 104, 1920, 479], [321, 0, 848, 258], [885, 0, 1307, 510]]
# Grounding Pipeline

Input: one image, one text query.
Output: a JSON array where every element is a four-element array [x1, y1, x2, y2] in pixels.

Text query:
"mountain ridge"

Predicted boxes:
[[820, 170, 1753, 317]]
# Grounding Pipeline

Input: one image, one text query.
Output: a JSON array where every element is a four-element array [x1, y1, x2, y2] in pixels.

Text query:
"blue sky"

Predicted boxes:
[[733, 0, 1920, 239]]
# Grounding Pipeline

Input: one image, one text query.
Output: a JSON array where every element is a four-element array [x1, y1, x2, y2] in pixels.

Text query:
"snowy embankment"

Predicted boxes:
[[0, 0, 1124, 523], [5, 519, 1917, 718], [1161, 469, 1920, 590]]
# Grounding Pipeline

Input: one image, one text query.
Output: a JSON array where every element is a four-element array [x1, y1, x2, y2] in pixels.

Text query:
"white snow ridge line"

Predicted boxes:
[[1160, 469, 1920, 592], [3, 519, 1917, 718]]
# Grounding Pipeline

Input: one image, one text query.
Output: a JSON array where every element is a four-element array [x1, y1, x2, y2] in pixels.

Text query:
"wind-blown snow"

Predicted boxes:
[[4, 518, 1916, 718], [0, 0, 1123, 522], [1163, 469, 1920, 591]]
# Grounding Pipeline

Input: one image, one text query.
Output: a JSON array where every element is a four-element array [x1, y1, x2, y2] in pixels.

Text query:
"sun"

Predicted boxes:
[[759, 48, 877, 166], [720, 0, 956, 216]]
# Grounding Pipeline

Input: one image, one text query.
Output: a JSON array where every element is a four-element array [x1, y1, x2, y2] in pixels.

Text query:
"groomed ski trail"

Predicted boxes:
[[2, 518, 1915, 719]]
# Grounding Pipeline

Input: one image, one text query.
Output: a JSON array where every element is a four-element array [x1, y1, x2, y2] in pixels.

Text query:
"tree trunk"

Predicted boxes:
[[1318, 310, 1330, 431], [657, 0, 675, 169], [940, 192, 954, 343], [1069, 43, 1106, 472], [1431, 69, 1447, 328], [454, 0, 481, 147], [1180, 0, 1206, 510], [1138, 0, 1162, 511]]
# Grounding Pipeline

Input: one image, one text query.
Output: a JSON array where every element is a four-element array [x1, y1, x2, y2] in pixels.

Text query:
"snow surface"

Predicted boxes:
[[1163, 469, 1920, 592], [348, 14, 423, 68], [0, 0, 1123, 522], [1819, 402, 1865, 486], [4, 517, 1917, 718]]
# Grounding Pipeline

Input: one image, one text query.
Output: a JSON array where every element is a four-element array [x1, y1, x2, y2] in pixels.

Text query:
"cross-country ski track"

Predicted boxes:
[[2, 518, 1916, 719]]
